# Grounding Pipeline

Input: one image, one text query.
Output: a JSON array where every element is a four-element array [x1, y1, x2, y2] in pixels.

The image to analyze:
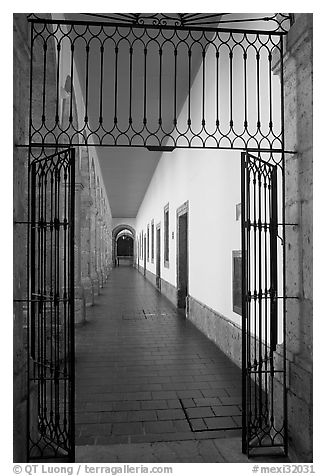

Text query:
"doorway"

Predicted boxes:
[[156, 224, 161, 290], [143, 236, 147, 276], [23, 13, 291, 462], [177, 202, 189, 312], [117, 234, 134, 266]]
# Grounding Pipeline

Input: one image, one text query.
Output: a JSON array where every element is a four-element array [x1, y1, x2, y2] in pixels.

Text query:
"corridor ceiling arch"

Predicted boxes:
[[116, 229, 133, 241], [112, 224, 136, 240]]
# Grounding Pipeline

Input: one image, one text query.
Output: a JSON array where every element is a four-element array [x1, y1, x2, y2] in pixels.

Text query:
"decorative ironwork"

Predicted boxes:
[[29, 13, 293, 33], [28, 148, 75, 461], [241, 151, 286, 457], [25, 13, 290, 459], [29, 17, 286, 152]]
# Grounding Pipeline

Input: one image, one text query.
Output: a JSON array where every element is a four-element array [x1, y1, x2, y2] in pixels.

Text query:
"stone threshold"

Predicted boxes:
[[76, 437, 289, 463]]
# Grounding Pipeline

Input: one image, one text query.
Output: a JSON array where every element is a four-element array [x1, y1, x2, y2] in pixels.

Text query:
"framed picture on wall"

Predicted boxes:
[[232, 250, 242, 315]]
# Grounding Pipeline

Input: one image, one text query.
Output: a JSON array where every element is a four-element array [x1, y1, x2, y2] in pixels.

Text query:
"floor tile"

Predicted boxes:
[[75, 267, 242, 445]]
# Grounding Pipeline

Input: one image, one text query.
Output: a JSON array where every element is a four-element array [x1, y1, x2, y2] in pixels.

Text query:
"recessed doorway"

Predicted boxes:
[[177, 202, 189, 312]]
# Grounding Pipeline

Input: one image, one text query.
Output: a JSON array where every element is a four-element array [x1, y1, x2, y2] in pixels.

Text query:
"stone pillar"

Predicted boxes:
[[274, 14, 313, 462], [95, 206, 103, 289], [79, 147, 93, 307], [90, 205, 100, 299], [13, 14, 29, 461], [74, 173, 86, 324]]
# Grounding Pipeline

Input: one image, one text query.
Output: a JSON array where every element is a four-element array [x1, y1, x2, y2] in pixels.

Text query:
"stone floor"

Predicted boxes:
[[75, 266, 245, 460], [76, 439, 288, 463]]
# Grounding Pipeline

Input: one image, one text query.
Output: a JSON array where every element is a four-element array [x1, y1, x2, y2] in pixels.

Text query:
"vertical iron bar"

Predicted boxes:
[[114, 44, 119, 127], [256, 49, 261, 131], [27, 20, 34, 459], [243, 48, 248, 131], [99, 44, 104, 124], [270, 165, 278, 435], [258, 167, 263, 429], [55, 159, 61, 433], [264, 173, 269, 424], [69, 42, 74, 124], [143, 46, 147, 126], [55, 43, 61, 124], [201, 48, 205, 128], [187, 48, 191, 127], [63, 156, 68, 438], [37, 166, 42, 426], [270, 167, 278, 352], [50, 165, 54, 432], [129, 45, 133, 126], [216, 49, 219, 127], [174, 47, 178, 127], [268, 45, 273, 132], [42, 41, 47, 124], [253, 164, 257, 426], [70, 148, 75, 462], [247, 155, 251, 456], [241, 152, 247, 454], [229, 48, 233, 128], [42, 161, 47, 430], [280, 35, 288, 456], [30, 163, 36, 362], [85, 43, 90, 124], [159, 46, 163, 127]]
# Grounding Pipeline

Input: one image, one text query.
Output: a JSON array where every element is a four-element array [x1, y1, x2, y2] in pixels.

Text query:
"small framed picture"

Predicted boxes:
[[232, 250, 242, 315], [236, 203, 241, 221]]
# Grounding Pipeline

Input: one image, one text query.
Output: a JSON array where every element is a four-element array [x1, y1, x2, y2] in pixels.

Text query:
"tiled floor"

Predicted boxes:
[[75, 266, 242, 447]]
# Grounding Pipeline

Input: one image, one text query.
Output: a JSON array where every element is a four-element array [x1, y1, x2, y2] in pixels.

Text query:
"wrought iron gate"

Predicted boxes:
[[27, 148, 75, 461], [241, 151, 286, 456], [23, 12, 293, 461]]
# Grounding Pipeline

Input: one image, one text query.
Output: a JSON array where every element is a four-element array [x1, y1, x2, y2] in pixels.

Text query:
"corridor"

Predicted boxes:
[[75, 266, 242, 451]]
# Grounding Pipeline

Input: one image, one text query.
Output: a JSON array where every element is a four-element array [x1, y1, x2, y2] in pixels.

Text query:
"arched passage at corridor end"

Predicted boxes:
[[112, 224, 136, 267]]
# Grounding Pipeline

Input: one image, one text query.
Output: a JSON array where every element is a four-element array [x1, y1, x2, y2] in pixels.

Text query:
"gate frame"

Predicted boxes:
[[241, 151, 287, 457], [27, 147, 76, 462], [25, 13, 294, 461]]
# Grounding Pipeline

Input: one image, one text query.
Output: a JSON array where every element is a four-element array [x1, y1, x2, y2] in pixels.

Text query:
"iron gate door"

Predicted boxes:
[[241, 151, 286, 456], [28, 148, 75, 461]]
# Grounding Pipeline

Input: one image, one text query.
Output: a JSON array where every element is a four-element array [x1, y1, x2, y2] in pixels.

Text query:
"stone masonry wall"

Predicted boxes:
[[273, 14, 313, 462], [284, 14, 313, 462], [13, 13, 30, 463]]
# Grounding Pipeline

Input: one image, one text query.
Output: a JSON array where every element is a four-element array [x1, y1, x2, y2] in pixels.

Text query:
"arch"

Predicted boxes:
[[112, 224, 136, 267], [116, 235, 134, 261]]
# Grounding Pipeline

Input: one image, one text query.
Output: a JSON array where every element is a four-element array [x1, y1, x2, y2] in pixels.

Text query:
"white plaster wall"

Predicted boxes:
[[136, 147, 241, 324]]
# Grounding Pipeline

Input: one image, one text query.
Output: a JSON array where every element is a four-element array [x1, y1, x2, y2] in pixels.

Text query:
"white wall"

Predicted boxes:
[[136, 147, 241, 325]]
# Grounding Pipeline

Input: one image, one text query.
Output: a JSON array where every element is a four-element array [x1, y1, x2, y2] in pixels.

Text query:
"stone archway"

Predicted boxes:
[[112, 224, 136, 267]]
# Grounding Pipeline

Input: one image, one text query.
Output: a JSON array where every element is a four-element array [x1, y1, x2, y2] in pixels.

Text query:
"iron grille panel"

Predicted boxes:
[[24, 13, 289, 459], [28, 148, 75, 461], [241, 151, 286, 457], [29, 17, 285, 152]]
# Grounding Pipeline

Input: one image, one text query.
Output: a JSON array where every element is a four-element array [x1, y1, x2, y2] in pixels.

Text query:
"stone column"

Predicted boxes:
[[79, 148, 93, 307], [74, 172, 86, 324], [273, 14, 313, 462], [13, 14, 30, 462], [90, 205, 100, 299]]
